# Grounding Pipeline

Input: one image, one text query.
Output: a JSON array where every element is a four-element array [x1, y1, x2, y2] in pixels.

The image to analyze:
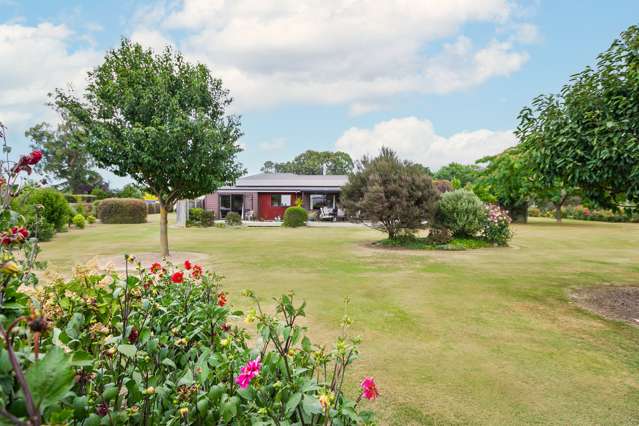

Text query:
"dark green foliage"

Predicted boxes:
[[283, 206, 308, 227], [377, 235, 491, 251], [342, 148, 439, 239], [434, 162, 481, 187], [262, 150, 353, 175], [14, 187, 72, 232], [97, 198, 147, 224], [25, 118, 101, 194], [517, 25, 639, 208], [188, 207, 215, 227], [435, 190, 486, 237], [225, 211, 242, 226]]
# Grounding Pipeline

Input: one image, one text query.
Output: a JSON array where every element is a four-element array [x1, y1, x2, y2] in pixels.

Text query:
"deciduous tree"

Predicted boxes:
[[261, 150, 353, 175], [54, 39, 243, 256]]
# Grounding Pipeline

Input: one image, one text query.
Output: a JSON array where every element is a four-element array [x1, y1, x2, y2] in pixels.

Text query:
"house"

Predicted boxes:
[[204, 173, 348, 220]]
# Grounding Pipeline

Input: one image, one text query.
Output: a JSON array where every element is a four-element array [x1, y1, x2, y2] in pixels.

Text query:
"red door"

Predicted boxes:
[[258, 193, 296, 220]]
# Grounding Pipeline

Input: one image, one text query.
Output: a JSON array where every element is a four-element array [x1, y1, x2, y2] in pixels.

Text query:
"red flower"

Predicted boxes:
[[17, 228, 29, 239], [26, 150, 43, 165], [0, 235, 11, 245], [191, 264, 203, 279], [150, 262, 162, 274], [183, 259, 192, 270], [171, 271, 184, 284], [128, 327, 139, 344], [220, 323, 230, 332], [217, 292, 227, 307]]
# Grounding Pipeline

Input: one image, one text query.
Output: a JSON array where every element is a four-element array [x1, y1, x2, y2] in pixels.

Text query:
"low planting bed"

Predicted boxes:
[[374, 235, 493, 251]]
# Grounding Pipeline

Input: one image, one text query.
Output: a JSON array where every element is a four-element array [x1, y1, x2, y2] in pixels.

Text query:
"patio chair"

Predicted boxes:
[[319, 207, 334, 221]]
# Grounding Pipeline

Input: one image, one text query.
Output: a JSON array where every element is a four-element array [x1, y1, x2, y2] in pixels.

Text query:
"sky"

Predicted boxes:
[[0, 0, 637, 187]]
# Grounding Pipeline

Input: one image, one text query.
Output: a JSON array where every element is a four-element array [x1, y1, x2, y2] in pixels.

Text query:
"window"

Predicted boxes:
[[219, 194, 244, 217], [271, 194, 292, 207], [310, 194, 328, 209]]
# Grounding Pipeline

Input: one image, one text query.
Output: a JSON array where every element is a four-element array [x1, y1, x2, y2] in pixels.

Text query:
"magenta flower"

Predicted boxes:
[[235, 357, 261, 389], [360, 376, 379, 400]]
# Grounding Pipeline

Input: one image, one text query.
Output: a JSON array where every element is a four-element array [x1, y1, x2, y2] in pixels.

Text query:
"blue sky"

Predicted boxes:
[[0, 1, 637, 187]]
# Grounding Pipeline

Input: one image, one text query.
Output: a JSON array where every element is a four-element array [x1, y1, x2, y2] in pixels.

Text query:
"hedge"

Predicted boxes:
[[97, 198, 147, 224], [283, 206, 308, 227]]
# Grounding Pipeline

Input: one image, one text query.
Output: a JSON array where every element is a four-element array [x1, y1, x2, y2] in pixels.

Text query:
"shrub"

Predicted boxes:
[[433, 179, 454, 194], [427, 226, 453, 244], [528, 207, 541, 217], [435, 189, 486, 237], [225, 211, 242, 226], [480, 204, 513, 246], [97, 198, 147, 224], [2, 260, 377, 424], [13, 187, 72, 232], [342, 148, 439, 239], [283, 206, 308, 227], [72, 213, 86, 229], [187, 208, 215, 227], [86, 214, 96, 224]]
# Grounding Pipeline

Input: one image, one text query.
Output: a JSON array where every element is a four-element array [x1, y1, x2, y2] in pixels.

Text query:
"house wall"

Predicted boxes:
[[204, 192, 258, 218], [257, 193, 298, 220]]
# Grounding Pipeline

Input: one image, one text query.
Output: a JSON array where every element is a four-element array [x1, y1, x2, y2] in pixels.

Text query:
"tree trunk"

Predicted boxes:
[[554, 204, 562, 223], [159, 200, 170, 257]]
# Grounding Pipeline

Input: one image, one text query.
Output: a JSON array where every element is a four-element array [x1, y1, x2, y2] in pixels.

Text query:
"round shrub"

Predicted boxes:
[[480, 204, 513, 246], [97, 198, 147, 224], [225, 211, 242, 226], [72, 213, 86, 229], [283, 206, 308, 227], [86, 215, 96, 224], [435, 189, 486, 237], [14, 187, 72, 231]]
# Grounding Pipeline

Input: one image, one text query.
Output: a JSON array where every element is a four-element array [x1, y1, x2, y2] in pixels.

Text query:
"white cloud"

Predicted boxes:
[[0, 22, 100, 131], [131, 0, 533, 110], [335, 116, 516, 170], [258, 137, 287, 152], [348, 102, 382, 117]]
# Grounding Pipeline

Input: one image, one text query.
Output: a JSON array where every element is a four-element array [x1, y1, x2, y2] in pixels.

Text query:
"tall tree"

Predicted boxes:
[[517, 25, 639, 209], [55, 39, 243, 256], [434, 162, 481, 187], [261, 150, 353, 175], [341, 148, 439, 239], [25, 117, 99, 193]]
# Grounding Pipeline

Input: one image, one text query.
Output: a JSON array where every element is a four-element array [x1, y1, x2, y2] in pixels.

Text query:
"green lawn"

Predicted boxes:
[[39, 216, 639, 425]]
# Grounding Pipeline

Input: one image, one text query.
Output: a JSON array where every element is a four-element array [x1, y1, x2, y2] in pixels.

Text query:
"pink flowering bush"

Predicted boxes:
[[480, 204, 513, 246]]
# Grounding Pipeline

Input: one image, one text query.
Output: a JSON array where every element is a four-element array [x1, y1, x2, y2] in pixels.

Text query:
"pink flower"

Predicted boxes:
[[235, 357, 261, 389], [360, 377, 379, 400]]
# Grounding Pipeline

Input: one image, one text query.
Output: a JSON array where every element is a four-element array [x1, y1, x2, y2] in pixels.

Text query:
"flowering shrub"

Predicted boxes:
[[2, 257, 377, 425], [480, 204, 513, 246]]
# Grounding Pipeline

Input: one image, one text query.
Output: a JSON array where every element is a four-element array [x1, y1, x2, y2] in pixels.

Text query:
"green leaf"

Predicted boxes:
[[302, 395, 323, 415], [221, 396, 239, 422], [71, 350, 94, 366], [285, 392, 302, 416], [117, 344, 137, 358], [24, 347, 74, 410], [161, 358, 176, 369]]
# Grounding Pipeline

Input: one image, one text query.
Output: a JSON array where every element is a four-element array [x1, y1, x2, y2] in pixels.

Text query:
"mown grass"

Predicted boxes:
[[39, 216, 639, 425], [376, 236, 492, 251]]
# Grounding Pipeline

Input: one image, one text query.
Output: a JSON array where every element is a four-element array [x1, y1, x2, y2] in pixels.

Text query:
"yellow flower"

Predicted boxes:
[[178, 407, 189, 417], [319, 391, 335, 410], [244, 308, 256, 324], [220, 337, 230, 347], [0, 260, 20, 275]]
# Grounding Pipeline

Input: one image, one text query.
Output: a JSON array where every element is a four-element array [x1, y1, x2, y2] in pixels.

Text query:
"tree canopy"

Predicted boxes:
[[261, 150, 353, 175], [434, 162, 481, 187], [54, 38, 243, 255], [341, 148, 439, 239], [517, 24, 639, 209], [25, 116, 102, 194]]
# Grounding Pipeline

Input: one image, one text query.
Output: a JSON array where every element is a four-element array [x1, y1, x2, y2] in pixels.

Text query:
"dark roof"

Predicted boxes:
[[218, 173, 348, 192]]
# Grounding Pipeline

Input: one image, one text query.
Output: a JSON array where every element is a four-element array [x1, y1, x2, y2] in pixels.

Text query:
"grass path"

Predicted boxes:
[[39, 216, 639, 425]]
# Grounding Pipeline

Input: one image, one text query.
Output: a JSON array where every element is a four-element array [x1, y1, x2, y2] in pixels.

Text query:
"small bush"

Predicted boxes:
[[14, 187, 72, 232], [427, 226, 453, 244], [225, 211, 242, 226], [189, 207, 204, 222], [480, 204, 512, 246], [283, 206, 308, 227], [86, 215, 96, 224], [435, 189, 486, 237], [29, 217, 56, 242], [97, 198, 147, 224], [528, 207, 541, 217], [188, 208, 215, 227], [72, 213, 86, 229]]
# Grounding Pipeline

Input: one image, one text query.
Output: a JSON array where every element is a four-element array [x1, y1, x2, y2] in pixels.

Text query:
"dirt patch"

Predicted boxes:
[[93, 251, 209, 273], [571, 286, 639, 325]]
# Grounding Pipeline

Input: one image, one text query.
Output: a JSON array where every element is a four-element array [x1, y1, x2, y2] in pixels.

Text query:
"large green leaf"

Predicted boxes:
[[25, 347, 74, 410]]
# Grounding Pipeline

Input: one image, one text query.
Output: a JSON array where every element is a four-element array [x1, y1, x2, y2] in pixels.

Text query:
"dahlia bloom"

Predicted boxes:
[[183, 259, 192, 270], [360, 376, 379, 400], [171, 271, 184, 284], [235, 357, 261, 389], [217, 292, 227, 307], [150, 262, 162, 274], [191, 264, 203, 279]]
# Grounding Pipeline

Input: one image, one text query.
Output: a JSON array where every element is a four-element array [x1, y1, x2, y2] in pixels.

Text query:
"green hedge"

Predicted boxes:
[[225, 211, 242, 226], [14, 187, 72, 232], [283, 206, 308, 227], [97, 198, 147, 224], [188, 208, 215, 227]]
